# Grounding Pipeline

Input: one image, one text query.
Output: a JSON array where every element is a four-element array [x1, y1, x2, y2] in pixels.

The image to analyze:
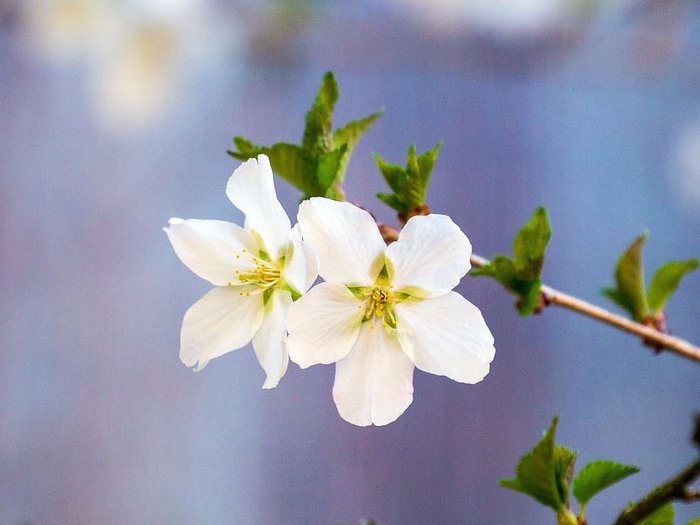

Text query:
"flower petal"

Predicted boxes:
[[165, 218, 256, 286], [286, 282, 365, 368], [297, 198, 386, 286], [180, 286, 265, 371], [387, 214, 472, 296], [252, 289, 292, 389], [226, 154, 291, 261], [282, 224, 318, 296], [333, 325, 415, 426], [395, 292, 494, 384]]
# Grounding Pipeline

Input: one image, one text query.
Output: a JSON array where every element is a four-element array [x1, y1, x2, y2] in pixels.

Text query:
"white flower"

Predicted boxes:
[[165, 154, 317, 388], [286, 198, 495, 426]]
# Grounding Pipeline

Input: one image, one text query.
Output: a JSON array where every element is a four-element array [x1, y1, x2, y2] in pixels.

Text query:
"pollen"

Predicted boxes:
[[227, 248, 281, 294], [361, 284, 398, 328]]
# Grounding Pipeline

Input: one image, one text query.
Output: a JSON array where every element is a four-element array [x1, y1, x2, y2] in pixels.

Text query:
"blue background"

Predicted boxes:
[[1, 1, 699, 523]]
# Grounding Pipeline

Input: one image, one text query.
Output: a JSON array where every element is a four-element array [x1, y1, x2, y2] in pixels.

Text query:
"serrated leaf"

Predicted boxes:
[[228, 136, 258, 158], [317, 145, 348, 198], [303, 71, 338, 158], [405, 141, 441, 209], [416, 141, 441, 186], [471, 207, 550, 316], [333, 111, 382, 183], [228, 71, 381, 200], [554, 445, 577, 507], [373, 142, 442, 214], [637, 502, 675, 525], [601, 233, 649, 322], [481, 257, 541, 315], [376, 192, 404, 211], [513, 206, 551, 279], [572, 460, 639, 507], [374, 155, 406, 193], [647, 259, 698, 313], [228, 140, 318, 196], [499, 417, 564, 511]]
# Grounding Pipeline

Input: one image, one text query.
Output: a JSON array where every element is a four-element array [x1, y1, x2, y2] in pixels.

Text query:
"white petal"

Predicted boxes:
[[252, 289, 292, 389], [297, 198, 386, 286], [395, 292, 495, 384], [226, 154, 291, 261], [285, 282, 365, 368], [180, 286, 265, 371], [165, 218, 256, 286], [333, 325, 415, 426], [387, 214, 472, 296], [282, 224, 318, 295]]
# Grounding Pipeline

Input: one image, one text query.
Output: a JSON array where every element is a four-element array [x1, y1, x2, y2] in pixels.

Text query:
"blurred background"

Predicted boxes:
[[1, 0, 699, 523]]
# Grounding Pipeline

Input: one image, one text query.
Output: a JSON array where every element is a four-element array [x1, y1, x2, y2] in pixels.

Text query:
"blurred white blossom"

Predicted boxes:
[[21, 0, 243, 132], [383, 0, 637, 38], [23, 0, 109, 59]]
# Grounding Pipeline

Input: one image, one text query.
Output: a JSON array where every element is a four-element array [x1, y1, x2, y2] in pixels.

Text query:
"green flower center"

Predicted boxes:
[[360, 284, 398, 329], [227, 248, 281, 297]]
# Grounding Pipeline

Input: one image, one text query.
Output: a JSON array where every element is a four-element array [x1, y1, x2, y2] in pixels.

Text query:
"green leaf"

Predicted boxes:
[[228, 135, 258, 158], [513, 206, 551, 280], [470, 257, 541, 315], [333, 111, 382, 184], [499, 417, 564, 511], [303, 71, 338, 159], [471, 207, 551, 316], [601, 233, 649, 322], [376, 192, 404, 211], [647, 259, 698, 313], [554, 445, 577, 507], [637, 502, 675, 525], [228, 71, 380, 200], [228, 140, 318, 196], [685, 517, 700, 525], [572, 460, 639, 507], [374, 141, 442, 214], [317, 145, 348, 199]]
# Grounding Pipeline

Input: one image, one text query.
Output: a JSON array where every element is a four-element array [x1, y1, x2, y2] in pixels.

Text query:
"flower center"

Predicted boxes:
[[227, 248, 281, 296], [361, 284, 397, 329]]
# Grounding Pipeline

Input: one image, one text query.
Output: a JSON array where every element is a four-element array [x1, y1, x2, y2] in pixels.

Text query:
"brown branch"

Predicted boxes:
[[469, 253, 700, 364], [612, 457, 700, 525]]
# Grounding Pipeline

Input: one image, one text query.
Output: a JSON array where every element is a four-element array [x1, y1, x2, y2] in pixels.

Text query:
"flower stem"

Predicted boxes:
[[469, 254, 700, 364]]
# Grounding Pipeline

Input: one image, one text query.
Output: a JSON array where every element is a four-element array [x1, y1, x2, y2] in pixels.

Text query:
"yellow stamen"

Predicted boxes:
[[228, 247, 281, 296], [361, 284, 398, 328]]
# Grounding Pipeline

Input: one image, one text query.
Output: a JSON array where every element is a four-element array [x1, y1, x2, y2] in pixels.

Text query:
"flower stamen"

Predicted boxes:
[[361, 284, 397, 329], [227, 248, 281, 292]]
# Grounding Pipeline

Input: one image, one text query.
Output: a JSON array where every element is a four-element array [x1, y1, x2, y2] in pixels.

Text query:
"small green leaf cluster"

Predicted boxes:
[[228, 71, 381, 201], [374, 142, 441, 223], [471, 206, 551, 315], [601, 234, 698, 328], [500, 417, 639, 524]]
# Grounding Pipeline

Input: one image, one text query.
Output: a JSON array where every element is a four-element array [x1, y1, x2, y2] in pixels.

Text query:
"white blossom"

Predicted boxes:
[[165, 154, 317, 388], [286, 198, 494, 426]]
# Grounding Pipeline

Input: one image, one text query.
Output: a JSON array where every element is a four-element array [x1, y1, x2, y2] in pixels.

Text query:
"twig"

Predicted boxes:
[[612, 414, 700, 524], [469, 254, 700, 364], [611, 459, 700, 525]]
